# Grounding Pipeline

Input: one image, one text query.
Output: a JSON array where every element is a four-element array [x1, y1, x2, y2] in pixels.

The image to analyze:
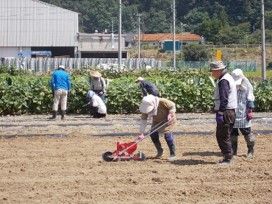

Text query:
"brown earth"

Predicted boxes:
[[0, 113, 271, 204]]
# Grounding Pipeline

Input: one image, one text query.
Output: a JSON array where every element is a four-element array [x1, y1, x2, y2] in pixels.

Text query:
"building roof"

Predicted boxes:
[[33, 0, 79, 14], [136, 33, 201, 42]]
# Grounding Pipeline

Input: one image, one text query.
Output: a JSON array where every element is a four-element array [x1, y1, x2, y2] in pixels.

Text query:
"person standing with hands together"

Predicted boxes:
[[231, 69, 255, 158], [89, 71, 107, 102], [210, 61, 237, 165]]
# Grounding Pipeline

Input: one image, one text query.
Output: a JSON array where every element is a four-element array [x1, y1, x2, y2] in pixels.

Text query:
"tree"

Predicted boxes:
[[183, 45, 209, 61]]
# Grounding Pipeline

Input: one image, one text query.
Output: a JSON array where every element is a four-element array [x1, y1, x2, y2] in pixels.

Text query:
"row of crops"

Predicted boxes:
[[0, 68, 272, 115]]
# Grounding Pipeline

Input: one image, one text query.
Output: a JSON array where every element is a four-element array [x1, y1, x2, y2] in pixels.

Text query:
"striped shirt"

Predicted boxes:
[[234, 89, 251, 128]]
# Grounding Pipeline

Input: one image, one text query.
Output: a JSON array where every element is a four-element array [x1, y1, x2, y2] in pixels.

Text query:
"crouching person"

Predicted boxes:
[[137, 95, 177, 161], [86, 90, 107, 118]]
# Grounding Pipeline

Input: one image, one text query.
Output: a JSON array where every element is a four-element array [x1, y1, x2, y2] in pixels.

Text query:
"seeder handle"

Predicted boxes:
[[115, 119, 171, 158]]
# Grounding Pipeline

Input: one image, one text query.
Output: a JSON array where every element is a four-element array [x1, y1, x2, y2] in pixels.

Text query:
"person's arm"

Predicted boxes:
[[90, 79, 94, 91], [50, 74, 55, 92], [218, 79, 230, 112], [101, 77, 106, 92], [67, 74, 71, 91], [137, 114, 148, 140], [139, 114, 148, 134], [161, 98, 176, 121], [140, 82, 147, 96]]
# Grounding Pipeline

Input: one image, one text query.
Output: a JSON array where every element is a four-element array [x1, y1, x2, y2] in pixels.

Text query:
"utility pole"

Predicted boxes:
[[111, 19, 114, 50], [172, 0, 176, 69], [118, 0, 122, 70], [136, 13, 142, 69], [180, 22, 184, 52], [261, 0, 266, 80]]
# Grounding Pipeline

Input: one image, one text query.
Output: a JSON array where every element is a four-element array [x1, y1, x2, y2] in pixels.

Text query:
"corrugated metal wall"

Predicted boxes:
[[0, 58, 162, 72], [0, 0, 78, 47]]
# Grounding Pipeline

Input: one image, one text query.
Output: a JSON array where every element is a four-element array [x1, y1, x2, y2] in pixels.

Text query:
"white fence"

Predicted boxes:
[[0, 57, 258, 72], [0, 58, 162, 72]]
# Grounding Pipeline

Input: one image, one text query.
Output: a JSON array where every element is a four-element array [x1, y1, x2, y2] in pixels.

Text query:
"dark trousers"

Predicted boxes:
[[90, 106, 106, 118], [231, 127, 254, 154], [150, 132, 176, 156], [216, 109, 236, 160]]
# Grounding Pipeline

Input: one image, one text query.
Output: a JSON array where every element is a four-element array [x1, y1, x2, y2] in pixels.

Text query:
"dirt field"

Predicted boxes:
[[0, 113, 271, 204]]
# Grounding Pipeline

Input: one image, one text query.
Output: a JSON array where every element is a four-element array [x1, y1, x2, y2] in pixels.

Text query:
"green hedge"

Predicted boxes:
[[0, 69, 271, 115]]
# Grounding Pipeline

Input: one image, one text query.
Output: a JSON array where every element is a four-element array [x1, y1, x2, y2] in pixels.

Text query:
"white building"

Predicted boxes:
[[77, 32, 127, 58], [0, 0, 79, 58]]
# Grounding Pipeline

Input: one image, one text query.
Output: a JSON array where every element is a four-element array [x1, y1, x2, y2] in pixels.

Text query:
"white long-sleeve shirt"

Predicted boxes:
[[91, 94, 107, 114]]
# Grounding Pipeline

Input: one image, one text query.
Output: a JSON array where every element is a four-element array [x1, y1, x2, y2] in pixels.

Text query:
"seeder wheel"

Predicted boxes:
[[102, 151, 114, 162], [133, 151, 146, 161]]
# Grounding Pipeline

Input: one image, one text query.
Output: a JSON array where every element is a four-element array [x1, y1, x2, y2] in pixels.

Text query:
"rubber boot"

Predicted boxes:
[[167, 144, 176, 161], [150, 133, 163, 158], [61, 110, 66, 120], [154, 143, 163, 158], [232, 140, 238, 156], [50, 111, 57, 120], [231, 134, 238, 156], [247, 141, 255, 158]]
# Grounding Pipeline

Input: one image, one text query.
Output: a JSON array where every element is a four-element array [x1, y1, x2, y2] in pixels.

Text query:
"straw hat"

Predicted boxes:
[[90, 70, 101, 78]]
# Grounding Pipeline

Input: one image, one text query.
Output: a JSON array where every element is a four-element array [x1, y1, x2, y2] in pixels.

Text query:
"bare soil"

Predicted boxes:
[[0, 113, 271, 204]]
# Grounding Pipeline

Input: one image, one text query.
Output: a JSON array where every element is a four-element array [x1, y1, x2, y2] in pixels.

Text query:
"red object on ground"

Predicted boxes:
[[116, 141, 137, 155]]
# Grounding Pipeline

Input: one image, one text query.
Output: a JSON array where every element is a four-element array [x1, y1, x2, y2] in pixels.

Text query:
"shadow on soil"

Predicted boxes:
[[0, 123, 111, 128], [0, 134, 66, 139], [171, 159, 216, 165], [182, 151, 221, 157]]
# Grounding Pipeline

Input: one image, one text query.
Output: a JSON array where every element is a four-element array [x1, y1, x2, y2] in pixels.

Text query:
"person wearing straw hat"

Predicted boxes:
[[231, 68, 255, 158], [135, 77, 160, 97], [49, 65, 71, 120], [137, 95, 177, 161], [90, 70, 106, 101], [210, 61, 237, 165]]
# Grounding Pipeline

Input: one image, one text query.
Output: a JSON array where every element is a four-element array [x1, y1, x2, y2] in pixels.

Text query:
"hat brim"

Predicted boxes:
[[91, 72, 101, 78], [209, 66, 226, 71], [139, 103, 154, 114]]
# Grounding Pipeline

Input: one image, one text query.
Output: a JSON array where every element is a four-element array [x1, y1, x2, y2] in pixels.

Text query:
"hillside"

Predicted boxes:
[[41, 0, 272, 45]]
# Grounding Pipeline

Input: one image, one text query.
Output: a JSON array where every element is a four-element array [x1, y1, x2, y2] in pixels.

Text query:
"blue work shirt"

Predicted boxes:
[[50, 69, 71, 91]]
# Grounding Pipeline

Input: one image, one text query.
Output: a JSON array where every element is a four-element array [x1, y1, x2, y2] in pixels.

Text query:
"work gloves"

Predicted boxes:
[[247, 101, 254, 121], [167, 112, 174, 121], [216, 112, 224, 123], [247, 109, 253, 120], [137, 134, 145, 140]]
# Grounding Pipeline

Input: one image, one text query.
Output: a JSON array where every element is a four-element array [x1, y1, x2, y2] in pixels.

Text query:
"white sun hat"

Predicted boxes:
[[139, 95, 155, 114], [231, 69, 244, 85]]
